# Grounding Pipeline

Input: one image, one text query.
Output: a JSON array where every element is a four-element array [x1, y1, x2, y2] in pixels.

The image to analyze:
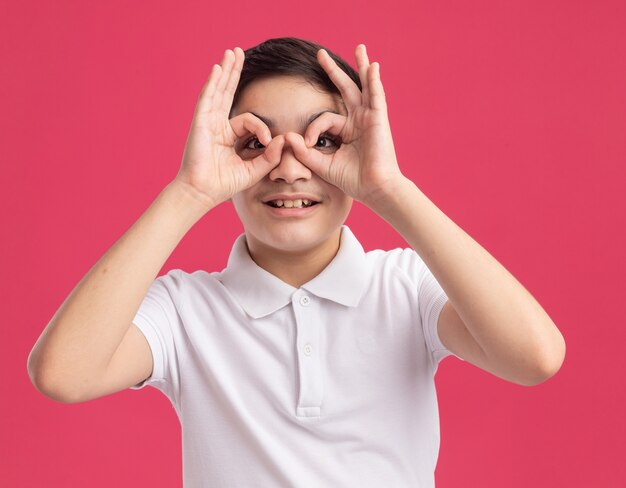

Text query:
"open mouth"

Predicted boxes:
[[264, 199, 320, 209]]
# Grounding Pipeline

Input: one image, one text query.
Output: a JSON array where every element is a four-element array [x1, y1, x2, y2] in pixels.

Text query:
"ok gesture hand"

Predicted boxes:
[[175, 48, 285, 209], [284, 44, 405, 206]]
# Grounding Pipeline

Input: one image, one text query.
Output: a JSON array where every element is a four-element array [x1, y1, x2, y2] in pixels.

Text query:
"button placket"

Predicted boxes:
[[292, 291, 323, 418]]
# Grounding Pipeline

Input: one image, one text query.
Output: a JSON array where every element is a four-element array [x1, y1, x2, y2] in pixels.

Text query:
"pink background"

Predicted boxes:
[[2, 1, 625, 486]]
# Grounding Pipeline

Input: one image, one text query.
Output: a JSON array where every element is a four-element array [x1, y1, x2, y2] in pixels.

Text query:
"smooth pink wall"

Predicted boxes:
[[3, 1, 624, 486]]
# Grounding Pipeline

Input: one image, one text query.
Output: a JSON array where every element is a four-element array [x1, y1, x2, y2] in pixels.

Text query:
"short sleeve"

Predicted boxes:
[[129, 269, 184, 400], [393, 249, 463, 366], [413, 254, 464, 365]]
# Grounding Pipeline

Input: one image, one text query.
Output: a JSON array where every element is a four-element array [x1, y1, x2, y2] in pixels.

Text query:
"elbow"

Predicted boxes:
[[27, 350, 89, 404], [28, 362, 71, 404], [28, 371, 88, 404], [521, 327, 567, 387]]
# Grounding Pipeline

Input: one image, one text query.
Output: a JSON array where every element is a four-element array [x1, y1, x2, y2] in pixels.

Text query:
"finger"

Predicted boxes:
[[220, 47, 244, 113], [213, 49, 235, 110], [212, 49, 235, 117], [303, 111, 348, 147], [317, 49, 362, 110], [369, 62, 387, 111], [194, 63, 223, 117], [284, 132, 331, 181], [355, 44, 371, 108], [215, 49, 235, 92], [229, 112, 273, 146], [248, 135, 285, 181]]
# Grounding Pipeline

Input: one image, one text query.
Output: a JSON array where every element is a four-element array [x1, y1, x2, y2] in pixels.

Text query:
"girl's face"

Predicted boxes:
[[229, 75, 353, 261]]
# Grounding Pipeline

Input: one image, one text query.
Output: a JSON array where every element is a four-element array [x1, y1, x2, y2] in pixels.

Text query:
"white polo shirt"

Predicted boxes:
[[131, 224, 460, 487]]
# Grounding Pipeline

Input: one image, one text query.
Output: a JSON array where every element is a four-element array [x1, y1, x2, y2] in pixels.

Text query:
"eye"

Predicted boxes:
[[241, 137, 265, 151], [314, 133, 340, 149]]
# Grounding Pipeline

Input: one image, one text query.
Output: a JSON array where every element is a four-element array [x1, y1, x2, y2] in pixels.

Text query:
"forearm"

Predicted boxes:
[[368, 176, 565, 373], [28, 179, 212, 393]]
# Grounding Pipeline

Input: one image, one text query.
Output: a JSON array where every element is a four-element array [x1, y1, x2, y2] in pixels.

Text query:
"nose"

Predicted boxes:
[[268, 134, 312, 184]]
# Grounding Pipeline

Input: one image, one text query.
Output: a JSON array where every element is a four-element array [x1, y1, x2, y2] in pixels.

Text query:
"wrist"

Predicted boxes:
[[362, 173, 414, 210], [163, 179, 216, 219], [366, 177, 433, 234]]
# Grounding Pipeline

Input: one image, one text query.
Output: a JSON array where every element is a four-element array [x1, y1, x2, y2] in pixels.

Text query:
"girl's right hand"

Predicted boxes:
[[174, 47, 284, 209]]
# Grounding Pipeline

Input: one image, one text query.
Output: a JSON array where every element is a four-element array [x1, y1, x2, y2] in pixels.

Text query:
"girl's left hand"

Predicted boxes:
[[284, 44, 405, 205]]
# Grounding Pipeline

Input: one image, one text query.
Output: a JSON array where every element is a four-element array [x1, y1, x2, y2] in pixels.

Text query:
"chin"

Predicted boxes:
[[248, 222, 340, 253], [261, 227, 326, 250]]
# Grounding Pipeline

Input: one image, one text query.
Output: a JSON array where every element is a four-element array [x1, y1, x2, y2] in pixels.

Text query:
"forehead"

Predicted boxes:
[[232, 76, 345, 119]]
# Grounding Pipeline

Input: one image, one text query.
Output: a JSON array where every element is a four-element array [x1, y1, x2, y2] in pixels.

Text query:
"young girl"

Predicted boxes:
[[28, 37, 565, 487]]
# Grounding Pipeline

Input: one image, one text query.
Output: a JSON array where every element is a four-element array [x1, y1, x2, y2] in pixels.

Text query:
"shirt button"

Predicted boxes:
[[299, 295, 311, 306], [303, 343, 313, 356]]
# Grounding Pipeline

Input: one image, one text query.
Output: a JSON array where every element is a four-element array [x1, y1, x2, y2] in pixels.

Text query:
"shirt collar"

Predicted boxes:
[[219, 225, 368, 319]]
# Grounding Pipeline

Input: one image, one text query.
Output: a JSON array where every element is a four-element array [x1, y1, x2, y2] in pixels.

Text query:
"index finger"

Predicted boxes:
[[317, 49, 362, 110]]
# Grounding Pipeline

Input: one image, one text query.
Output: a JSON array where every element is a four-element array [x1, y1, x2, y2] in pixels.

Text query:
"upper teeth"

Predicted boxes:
[[270, 199, 314, 208]]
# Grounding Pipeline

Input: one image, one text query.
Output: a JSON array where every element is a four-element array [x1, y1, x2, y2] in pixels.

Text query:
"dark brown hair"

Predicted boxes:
[[229, 37, 362, 117]]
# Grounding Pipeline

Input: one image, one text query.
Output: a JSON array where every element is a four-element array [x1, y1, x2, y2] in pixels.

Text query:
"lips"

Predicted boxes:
[[266, 198, 318, 209], [262, 193, 323, 211], [259, 192, 324, 217]]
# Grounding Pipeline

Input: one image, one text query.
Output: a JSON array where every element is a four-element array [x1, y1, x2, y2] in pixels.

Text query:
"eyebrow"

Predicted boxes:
[[248, 109, 341, 131]]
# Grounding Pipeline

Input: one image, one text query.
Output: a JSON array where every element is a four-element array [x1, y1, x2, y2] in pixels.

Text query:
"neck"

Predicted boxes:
[[246, 231, 341, 288]]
